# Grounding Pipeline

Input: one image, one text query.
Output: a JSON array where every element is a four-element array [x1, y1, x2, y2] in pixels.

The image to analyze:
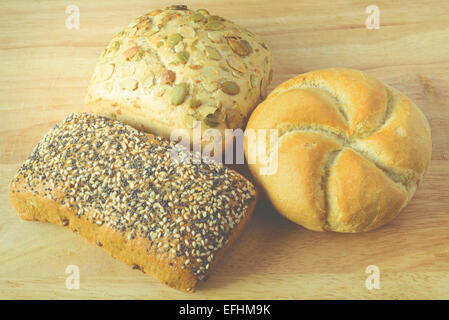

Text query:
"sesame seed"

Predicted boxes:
[[11, 113, 256, 280]]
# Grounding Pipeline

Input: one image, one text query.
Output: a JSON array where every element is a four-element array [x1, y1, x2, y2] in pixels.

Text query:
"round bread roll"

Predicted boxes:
[[86, 5, 273, 150], [244, 68, 432, 232]]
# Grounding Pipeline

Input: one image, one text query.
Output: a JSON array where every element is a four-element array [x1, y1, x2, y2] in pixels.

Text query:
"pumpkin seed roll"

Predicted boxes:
[[9, 113, 257, 292], [85, 5, 273, 150]]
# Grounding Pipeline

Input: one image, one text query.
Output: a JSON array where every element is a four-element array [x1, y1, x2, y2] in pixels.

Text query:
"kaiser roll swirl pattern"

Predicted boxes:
[[245, 68, 432, 232]]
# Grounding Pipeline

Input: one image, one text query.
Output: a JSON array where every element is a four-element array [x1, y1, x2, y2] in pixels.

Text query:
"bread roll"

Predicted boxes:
[[86, 5, 273, 150], [9, 113, 257, 292], [244, 68, 431, 232]]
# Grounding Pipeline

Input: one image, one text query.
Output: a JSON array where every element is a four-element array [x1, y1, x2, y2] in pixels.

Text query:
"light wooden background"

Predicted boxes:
[[1, 0, 449, 299]]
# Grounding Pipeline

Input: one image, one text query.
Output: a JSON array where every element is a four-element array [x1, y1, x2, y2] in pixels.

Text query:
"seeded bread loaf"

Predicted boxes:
[[85, 5, 273, 150], [9, 113, 257, 292], [244, 68, 431, 233]]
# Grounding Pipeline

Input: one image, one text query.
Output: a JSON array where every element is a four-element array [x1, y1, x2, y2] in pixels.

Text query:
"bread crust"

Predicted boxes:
[[244, 68, 432, 232], [9, 186, 256, 292]]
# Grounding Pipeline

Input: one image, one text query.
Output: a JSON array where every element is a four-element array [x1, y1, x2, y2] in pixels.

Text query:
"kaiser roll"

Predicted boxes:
[[244, 68, 432, 232]]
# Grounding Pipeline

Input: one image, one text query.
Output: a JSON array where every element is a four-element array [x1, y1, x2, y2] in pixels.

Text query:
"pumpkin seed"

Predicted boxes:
[[120, 78, 138, 91], [145, 28, 159, 37], [226, 37, 252, 56], [143, 74, 155, 87], [168, 33, 182, 47], [203, 118, 219, 127], [207, 31, 222, 43], [189, 12, 204, 22], [144, 53, 158, 66], [191, 39, 199, 51], [179, 26, 195, 38], [250, 74, 257, 88], [204, 109, 225, 127], [205, 21, 224, 31], [226, 55, 246, 73], [211, 109, 225, 123], [208, 15, 223, 22], [174, 41, 185, 53], [196, 9, 209, 15], [205, 46, 221, 60], [101, 47, 108, 58], [189, 86, 201, 108], [175, 51, 189, 64], [220, 81, 240, 95], [241, 40, 253, 54], [108, 41, 121, 55], [259, 78, 267, 99], [231, 70, 241, 78], [189, 98, 202, 108], [171, 83, 188, 105]]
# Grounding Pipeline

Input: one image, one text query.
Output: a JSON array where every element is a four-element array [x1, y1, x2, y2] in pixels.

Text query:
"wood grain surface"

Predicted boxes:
[[1, 0, 449, 299]]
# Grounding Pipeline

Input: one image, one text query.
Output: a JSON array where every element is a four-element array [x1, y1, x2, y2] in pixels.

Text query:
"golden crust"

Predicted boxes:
[[245, 68, 432, 233], [9, 186, 256, 292], [326, 149, 408, 232], [262, 131, 341, 231], [9, 188, 198, 290]]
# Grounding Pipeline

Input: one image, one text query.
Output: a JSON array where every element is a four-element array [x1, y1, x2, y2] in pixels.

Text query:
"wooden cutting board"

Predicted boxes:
[[1, 0, 448, 299]]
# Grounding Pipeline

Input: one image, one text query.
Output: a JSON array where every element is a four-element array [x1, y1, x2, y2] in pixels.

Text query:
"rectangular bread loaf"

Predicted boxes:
[[9, 113, 257, 292]]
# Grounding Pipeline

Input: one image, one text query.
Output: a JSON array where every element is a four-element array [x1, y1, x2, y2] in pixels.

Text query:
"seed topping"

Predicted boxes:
[[11, 113, 256, 280]]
